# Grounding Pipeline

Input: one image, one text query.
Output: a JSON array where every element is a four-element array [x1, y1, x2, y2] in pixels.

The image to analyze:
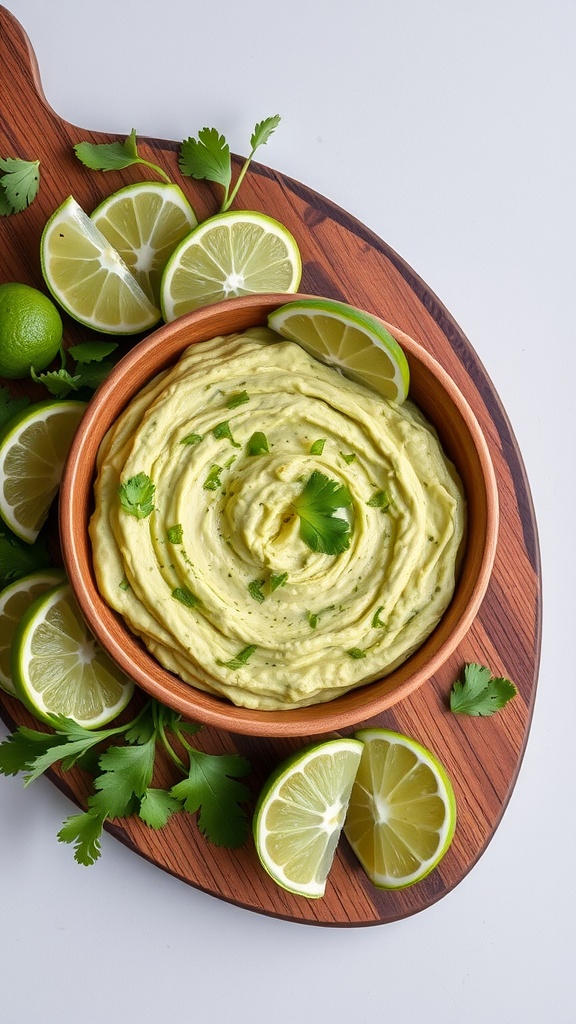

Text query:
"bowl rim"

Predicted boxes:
[[59, 293, 499, 737]]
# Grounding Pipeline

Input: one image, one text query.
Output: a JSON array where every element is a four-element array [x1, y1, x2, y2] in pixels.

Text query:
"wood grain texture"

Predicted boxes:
[[0, 6, 541, 926]]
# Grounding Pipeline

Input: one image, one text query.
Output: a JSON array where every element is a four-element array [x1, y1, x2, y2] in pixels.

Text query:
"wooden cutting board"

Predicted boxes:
[[0, 5, 541, 926]]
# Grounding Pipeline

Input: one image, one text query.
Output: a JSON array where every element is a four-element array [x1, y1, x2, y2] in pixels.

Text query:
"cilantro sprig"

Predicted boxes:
[[0, 524, 50, 589], [179, 115, 281, 212], [450, 663, 517, 716], [0, 700, 252, 864], [0, 156, 40, 215], [292, 470, 353, 556], [74, 129, 172, 183], [31, 340, 119, 398]]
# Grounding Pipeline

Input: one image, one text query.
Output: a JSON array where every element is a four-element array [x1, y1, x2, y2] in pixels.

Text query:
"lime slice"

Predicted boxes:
[[91, 182, 197, 306], [0, 568, 66, 695], [160, 209, 302, 321], [41, 196, 161, 334], [268, 298, 410, 403], [253, 737, 363, 898], [11, 582, 134, 728], [344, 728, 457, 889], [0, 399, 86, 543]]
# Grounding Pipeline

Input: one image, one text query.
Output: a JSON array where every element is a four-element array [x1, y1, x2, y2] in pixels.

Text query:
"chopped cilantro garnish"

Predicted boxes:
[[340, 452, 356, 465], [217, 645, 257, 670], [248, 579, 266, 603], [213, 420, 241, 448], [310, 438, 326, 455], [347, 647, 366, 659], [226, 390, 250, 409], [203, 464, 223, 490], [167, 524, 184, 544], [180, 432, 203, 446], [269, 572, 288, 592], [366, 489, 391, 510], [371, 606, 386, 628], [247, 431, 269, 456], [172, 586, 202, 609]]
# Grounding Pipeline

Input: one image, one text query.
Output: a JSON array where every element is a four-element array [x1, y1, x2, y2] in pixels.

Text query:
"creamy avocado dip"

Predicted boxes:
[[90, 327, 465, 710]]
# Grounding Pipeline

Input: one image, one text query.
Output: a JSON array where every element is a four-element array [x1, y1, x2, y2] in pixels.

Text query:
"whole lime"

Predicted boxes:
[[0, 282, 63, 379]]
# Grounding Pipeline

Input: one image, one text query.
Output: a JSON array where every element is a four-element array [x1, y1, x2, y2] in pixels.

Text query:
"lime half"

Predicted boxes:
[[344, 728, 457, 889], [0, 568, 66, 695], [253, 737, 363, 898], [160, 209, 302, 321], [11, 582, 134, 728], [268, 298, 410, 403], [0, 399, 86, 543], [41, 196, 161, 334], [91, 181, 197, 306]]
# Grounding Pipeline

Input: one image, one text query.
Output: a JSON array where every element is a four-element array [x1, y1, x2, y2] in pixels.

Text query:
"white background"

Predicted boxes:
[[1, 2, 574, 1021]]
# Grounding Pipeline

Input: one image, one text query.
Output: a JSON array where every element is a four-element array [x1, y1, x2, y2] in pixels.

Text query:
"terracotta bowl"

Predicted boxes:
[[59, 293, 498, 737]]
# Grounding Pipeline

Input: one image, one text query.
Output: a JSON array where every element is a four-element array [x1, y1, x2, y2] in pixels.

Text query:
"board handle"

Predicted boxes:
[[0, 6, 49, 118]]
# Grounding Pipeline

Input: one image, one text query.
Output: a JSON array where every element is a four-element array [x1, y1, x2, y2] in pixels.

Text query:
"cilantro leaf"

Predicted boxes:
[[250, 114, 281, 150], [57, 809, 106, 866], [366, 489, 391, 510], [31, 366, 82, 397], [68, 341, 118, 363], [0, 157, 40, 214], [172, 585, 202, 609], [310, 438, 326, 455], [0, 526, 50, 588], [166, 523, 183, 544], [171, 750, 251, 847], [226, 390, 250, 409], [0, 726, 63, 776], [74, 129, 172, 183], [179, 115, 280, 212], [203, 464, 223, 491], [216, 644, 257, 670], [0, 386, 30, 432], [138, 788, 182, 829], [248, 579, 266, 603], [292, 470, 353, 555], [212, 420, 241, 448], [118, 472, 155, 519], [89, 737, 157, 819], [180, 431, 203, 446], [269, 572, 288, 592], [450, 663, 518, 716], [247, 431, 269, 456], [178, 128, 231, 189]]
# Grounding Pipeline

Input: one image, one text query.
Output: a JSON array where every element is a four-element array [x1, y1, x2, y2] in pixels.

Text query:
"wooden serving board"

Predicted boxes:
[[0, 6, 541, 926]]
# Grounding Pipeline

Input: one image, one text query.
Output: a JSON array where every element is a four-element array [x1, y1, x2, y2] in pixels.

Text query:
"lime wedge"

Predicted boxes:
[[253, 737, 363, 898], [0, 568, 66, 695], [0, 399, 86, 543], [344, 728, 457, 889], [91, 181, 197, 306], [268, 298, 410, 403], [11, 582, 134, 728], [160, 209, 302, 321], [41, 196, 161, 334]]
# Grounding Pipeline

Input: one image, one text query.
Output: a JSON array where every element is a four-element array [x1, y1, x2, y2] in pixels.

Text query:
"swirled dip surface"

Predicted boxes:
[[90, 328, 465, 709]]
